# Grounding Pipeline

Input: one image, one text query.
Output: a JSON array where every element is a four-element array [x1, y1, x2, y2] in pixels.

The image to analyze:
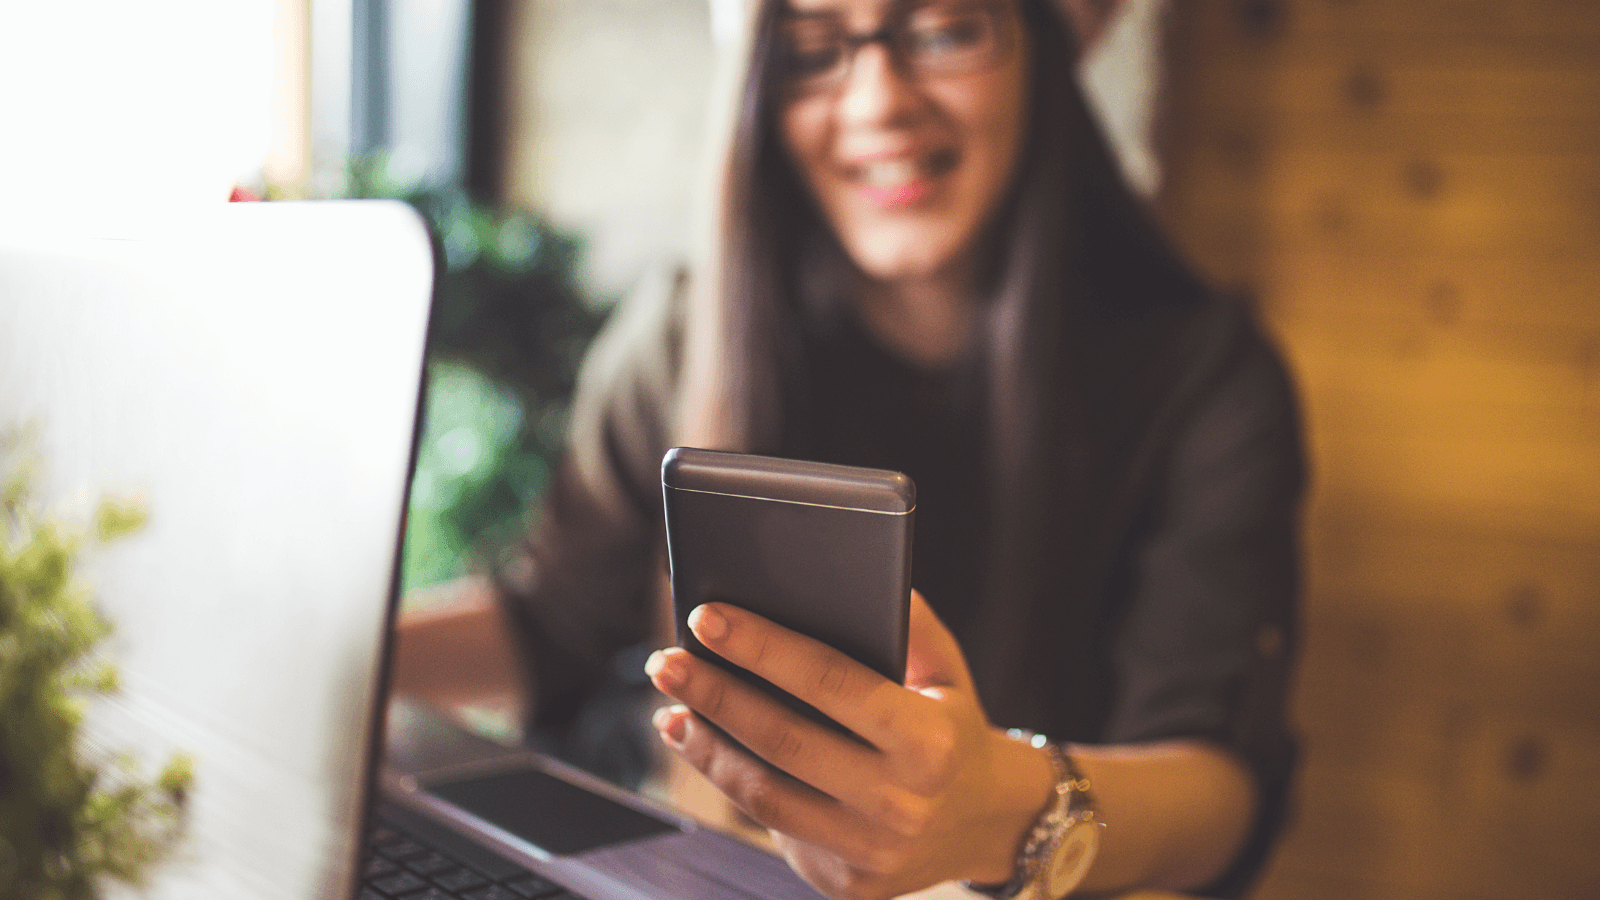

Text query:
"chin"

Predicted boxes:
[[847, 235, 962, 285]]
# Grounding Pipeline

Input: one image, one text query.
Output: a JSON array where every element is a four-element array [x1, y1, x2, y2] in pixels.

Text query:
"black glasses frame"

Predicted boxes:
[[777, 1, 1016, 96]]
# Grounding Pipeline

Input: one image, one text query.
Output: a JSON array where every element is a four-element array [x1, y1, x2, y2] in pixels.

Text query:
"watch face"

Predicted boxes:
[[1042, 822, 1101, 896]]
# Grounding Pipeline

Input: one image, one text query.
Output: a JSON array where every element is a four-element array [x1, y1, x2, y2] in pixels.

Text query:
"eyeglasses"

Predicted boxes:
[[776, 1, 1016, 97]]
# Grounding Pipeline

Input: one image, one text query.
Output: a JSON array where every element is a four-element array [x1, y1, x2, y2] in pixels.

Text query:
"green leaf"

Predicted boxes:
[[93, 500, 147, 543], [0, 435, 190, 899]]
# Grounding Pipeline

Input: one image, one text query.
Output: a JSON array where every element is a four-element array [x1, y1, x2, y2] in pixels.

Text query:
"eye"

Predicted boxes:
[[780, 20, 847, 81], [902, 3, 997, 61]]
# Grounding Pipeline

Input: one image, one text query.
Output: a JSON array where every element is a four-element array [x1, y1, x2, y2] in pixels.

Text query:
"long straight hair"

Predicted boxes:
[[680, 0, 1209, 711]]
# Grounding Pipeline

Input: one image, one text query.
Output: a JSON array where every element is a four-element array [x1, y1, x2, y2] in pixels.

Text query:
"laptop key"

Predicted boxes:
[[405, 852, 459, 877], [371, 871, 429, 897], [381, 839, 432, 862], [365, 810, 587, 900], [432, 867, 489, 892], [502, 874, 565, 898], [396, 889, 453, 900], [462, 887, 522, 900]]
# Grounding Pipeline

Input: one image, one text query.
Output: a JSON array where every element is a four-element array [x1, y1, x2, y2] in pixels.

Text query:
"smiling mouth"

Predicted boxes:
[[855, 149, 959, 207]]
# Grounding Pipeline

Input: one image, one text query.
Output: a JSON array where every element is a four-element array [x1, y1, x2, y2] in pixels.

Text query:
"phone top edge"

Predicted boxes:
[[662, 447, 916, 514], [664, 483, 915, 515]]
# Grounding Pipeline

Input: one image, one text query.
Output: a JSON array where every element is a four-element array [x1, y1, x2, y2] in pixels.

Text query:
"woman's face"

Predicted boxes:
[[776, 0, 1031, 289]]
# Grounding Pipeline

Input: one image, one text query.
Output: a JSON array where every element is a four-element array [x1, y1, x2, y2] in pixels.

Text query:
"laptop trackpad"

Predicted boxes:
[[427, 765, 678, 856]]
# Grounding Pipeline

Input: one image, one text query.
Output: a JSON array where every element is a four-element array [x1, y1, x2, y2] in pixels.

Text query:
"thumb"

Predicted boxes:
[[904, 591, 975, 694]]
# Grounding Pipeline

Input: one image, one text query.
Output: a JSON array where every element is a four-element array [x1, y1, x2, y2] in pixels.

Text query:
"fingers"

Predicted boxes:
[[903, 591, 974, 696], [770, 831, 912, 900], [646, 645, 892, 811], [646, 599, 1007, 900], [650, 703, 886, 854], [679, 602, 930, 754], [654, 704, 944, 900]]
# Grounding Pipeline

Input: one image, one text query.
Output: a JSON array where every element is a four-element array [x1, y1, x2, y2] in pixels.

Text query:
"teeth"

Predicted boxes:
[[862, 160, 918, 187]]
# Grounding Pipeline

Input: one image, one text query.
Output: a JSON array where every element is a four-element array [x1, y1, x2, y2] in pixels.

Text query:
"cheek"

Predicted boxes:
[[779, 104, 830, 196], [967, 72, 1029, 200], [904, 87, 1026, 277]]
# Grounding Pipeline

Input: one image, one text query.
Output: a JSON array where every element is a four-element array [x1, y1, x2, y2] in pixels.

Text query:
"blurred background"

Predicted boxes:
[[3, 1, 1596, 898]]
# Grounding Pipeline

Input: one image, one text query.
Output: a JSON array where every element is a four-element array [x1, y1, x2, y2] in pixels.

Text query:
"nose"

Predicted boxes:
[[836, 42, 921, 127]]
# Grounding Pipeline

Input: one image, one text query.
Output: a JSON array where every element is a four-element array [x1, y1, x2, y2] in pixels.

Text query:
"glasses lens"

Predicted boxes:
[[777, 2, 1008, 96], [780, 20, 849, 92], [899, 2, 1002, 73]]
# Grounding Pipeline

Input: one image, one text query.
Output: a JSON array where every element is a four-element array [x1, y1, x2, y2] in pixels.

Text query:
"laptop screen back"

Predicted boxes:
[[0, 202, 434, 899]]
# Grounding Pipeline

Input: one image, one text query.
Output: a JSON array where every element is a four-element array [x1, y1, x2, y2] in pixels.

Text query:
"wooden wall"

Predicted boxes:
[[1157, 2, 1600, 898]]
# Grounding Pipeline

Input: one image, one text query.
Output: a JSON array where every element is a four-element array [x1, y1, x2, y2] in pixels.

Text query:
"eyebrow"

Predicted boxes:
[[780, 9, 841, 24], [781, 0, 908, 21]]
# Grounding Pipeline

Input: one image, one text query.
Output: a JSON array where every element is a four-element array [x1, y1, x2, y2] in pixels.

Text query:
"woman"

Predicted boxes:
[[395, 0, 1304, 897]]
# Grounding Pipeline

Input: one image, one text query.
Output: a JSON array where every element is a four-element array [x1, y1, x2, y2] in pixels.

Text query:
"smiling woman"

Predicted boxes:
[[775, 0, 1031, 367], [395, 1, 1305, 899]]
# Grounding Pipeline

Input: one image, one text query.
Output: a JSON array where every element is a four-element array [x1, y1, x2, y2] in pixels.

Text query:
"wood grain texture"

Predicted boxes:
[[1158, 1, 1600, 897]]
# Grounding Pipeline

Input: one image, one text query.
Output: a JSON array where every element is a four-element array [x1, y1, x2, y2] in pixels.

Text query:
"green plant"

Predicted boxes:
[[345, 157, 603, 594], [0, 437, 192, 900]]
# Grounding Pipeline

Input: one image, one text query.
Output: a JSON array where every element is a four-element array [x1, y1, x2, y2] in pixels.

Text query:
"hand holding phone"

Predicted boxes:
[[660, 447, 915, 736]]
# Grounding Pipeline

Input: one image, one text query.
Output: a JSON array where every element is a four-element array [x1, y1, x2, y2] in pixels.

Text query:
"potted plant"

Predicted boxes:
[[0, 439, 192, 900]]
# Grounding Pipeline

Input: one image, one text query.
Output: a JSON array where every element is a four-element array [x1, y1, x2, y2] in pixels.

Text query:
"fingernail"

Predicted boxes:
[[653, 705, 688, 748], [645, 650, 685, 689], [689, 604, 727, 642]]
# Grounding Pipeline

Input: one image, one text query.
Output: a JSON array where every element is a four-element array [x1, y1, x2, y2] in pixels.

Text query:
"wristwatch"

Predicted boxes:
[[964, 729, 1103, 900]]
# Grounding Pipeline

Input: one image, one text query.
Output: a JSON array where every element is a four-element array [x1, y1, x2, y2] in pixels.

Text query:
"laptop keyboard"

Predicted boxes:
[[363, 807, 590, 900]]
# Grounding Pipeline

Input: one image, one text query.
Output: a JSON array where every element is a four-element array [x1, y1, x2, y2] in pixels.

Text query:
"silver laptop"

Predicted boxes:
[[0, 200, 821, 900]]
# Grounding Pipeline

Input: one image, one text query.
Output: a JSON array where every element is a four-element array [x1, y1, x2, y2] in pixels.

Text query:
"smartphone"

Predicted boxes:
[[660, 447, 915, 738]]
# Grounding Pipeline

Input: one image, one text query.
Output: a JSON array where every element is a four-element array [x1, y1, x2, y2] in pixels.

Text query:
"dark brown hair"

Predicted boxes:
[[693, 0, 1211, 709]]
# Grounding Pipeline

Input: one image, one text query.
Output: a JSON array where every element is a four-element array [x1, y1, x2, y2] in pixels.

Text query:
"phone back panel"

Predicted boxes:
[[661, 448, 914, 728]]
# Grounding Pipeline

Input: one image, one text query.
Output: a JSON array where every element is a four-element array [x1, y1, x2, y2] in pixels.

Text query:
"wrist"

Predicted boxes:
[[966, 731, 1104, 900], [970, 729, 1058, 885]]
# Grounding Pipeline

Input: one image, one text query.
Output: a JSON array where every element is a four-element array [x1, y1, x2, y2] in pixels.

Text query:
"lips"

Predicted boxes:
[[851, 148, 958, 209]]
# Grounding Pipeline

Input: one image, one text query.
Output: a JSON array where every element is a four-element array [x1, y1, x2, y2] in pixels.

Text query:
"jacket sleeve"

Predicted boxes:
[[493, 265, 689, 727], [1102, 318, 1307, 896]]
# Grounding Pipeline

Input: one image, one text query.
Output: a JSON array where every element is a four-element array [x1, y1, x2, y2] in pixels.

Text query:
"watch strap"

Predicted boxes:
[[962, 729, 1097, 899]]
